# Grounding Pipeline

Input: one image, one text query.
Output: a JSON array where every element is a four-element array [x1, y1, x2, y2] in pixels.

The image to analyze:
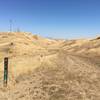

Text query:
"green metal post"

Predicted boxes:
[[4, 57, 8, 87]]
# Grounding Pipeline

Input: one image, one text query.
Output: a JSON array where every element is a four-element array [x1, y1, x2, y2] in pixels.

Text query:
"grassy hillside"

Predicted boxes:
[[0, 32, 99, 100]]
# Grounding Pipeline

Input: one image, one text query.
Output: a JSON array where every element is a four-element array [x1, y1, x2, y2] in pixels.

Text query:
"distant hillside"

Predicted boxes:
[[60, 37, 100, 56]]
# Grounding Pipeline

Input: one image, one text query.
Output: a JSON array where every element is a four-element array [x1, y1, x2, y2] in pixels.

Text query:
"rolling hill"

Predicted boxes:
[[0, 32, 99, 100]]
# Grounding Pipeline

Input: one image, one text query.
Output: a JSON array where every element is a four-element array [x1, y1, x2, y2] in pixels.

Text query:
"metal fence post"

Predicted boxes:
[[4, 57, 8, 87]]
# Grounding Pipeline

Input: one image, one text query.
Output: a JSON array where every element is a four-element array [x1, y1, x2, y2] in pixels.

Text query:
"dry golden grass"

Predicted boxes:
[[0, 32, 100, 100]]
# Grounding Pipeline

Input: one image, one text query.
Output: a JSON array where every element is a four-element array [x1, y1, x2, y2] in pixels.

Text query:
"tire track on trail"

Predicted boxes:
[[0, 53, 100, 100]]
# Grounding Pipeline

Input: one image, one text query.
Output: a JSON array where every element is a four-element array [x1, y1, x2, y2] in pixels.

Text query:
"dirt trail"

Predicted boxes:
[[0, 53, 99, 100]]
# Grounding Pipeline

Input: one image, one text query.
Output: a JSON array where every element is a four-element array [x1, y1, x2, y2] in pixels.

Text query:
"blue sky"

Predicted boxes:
[[0, 0, 100, 39]]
